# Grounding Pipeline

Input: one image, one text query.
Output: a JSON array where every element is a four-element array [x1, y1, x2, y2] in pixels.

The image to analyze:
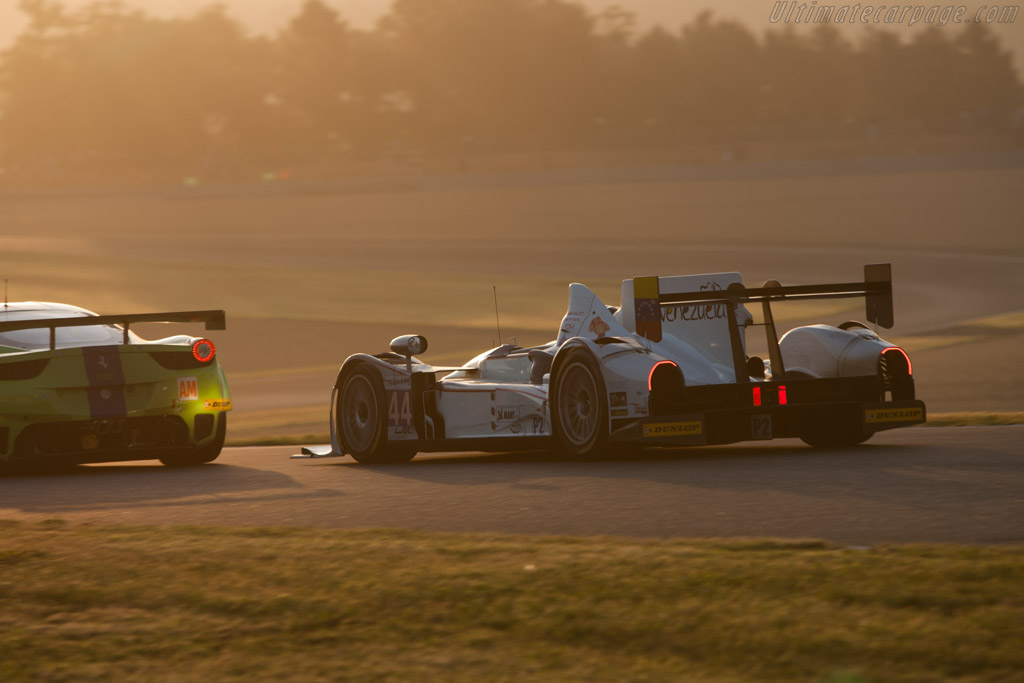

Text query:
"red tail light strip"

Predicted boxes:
[[648, 360, 678, 391], [882, 346, 912, 375]]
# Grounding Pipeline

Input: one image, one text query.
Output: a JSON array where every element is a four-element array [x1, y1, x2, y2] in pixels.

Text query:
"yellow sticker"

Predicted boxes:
[[633, 275, 661, 299], [865, 407, 923, 423], [203, 399, 232, 410], [643, 421, 703, 437]]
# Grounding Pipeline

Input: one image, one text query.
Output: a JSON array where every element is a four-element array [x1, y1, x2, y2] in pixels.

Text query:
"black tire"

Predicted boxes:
[[551, 349, 608, 457], [337, 365, 416, 464], [160, 413, 226, 466]]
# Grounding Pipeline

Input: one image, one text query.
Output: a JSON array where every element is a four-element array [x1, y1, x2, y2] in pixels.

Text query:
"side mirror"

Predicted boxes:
[[390, 335, 428, 357]]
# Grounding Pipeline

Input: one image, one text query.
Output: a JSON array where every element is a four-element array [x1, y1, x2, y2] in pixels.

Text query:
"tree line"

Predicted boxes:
[[1, 0, 1021, 170]]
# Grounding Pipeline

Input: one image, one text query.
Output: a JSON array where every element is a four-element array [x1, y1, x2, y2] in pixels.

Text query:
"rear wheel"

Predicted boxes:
[[337, 366, 416, 463], [551, 350, 608, 457], [160, 413, 226, 466]]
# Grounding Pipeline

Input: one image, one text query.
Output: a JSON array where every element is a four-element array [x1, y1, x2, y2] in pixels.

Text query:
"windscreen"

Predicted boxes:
[[0, 309, 128, 350]]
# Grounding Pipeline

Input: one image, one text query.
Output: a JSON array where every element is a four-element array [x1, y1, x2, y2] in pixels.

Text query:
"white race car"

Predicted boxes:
[[294, 264, 924, 463]]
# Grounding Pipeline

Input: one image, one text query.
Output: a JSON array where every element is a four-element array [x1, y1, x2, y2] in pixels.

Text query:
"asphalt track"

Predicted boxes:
[[2, 426, 1021, 545]]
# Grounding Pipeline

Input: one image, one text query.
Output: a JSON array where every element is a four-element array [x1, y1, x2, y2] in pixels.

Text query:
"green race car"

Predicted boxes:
[[0, 302, 231, 470]]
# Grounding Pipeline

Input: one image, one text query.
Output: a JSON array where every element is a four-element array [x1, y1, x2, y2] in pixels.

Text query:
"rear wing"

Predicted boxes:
[[634, 264, 893, 382], [0, 310, 226, 350], [654, 264, 892, 325]]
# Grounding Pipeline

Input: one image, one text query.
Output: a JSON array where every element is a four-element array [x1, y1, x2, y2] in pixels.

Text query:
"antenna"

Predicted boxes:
[[493, 285, 502, 347]]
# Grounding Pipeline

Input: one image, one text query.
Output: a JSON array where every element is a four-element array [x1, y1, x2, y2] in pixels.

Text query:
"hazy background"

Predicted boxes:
[[1, 0, 1022, 185], [2, 0, 1023, 71], [1, 0, 1022, 442]]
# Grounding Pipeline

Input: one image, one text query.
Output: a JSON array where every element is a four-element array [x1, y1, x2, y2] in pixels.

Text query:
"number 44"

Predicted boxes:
[[389, 390, 412, 426]]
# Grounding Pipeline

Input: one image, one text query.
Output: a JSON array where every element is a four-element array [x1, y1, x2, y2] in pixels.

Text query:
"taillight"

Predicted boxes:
[[881, 347, 912, 375], [778, 385, 787, 405], [752, 385, 762, 406], [648, 360, 677, 391], [880, 346, 915, 401], [192, 339, 216, 363]]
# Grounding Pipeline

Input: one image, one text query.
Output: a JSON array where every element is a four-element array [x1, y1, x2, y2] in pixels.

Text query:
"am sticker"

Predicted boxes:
[[177, 377, 199, 401]]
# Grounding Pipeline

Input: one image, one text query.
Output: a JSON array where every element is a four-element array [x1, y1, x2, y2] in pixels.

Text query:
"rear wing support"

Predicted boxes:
[[0, 310, 226, 351], [644, 264, 894, 382]]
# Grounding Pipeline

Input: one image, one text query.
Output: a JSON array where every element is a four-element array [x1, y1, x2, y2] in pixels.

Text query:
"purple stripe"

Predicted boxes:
[[83, 346, 127, 418]]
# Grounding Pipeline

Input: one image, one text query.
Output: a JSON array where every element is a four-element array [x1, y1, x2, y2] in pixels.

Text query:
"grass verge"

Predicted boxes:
[[0, 521, 1021, 682], [924, 412, 1024, 427]]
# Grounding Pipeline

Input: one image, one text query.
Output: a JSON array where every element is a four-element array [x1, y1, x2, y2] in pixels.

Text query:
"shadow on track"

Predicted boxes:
[[0, 462, 335, 515], [325, 440, 922, 469], [314, 441, 1014, 514]]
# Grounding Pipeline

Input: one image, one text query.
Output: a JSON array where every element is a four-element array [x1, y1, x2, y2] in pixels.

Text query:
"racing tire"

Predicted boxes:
[[337, 365, 417, 464], [551, 349, 609, 457], [160, 413, 226, 466]]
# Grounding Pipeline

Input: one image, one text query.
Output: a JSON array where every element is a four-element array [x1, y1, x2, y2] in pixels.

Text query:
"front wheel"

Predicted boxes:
[[337, 366, 416, 464], [551, 350, 608, 457]]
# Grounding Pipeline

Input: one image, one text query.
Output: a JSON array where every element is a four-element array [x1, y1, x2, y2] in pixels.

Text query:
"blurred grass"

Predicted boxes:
[[0, 520, 1021, 681], [5, 170, 1023, 419], [0, 247, 610, 331], [3, 245, 863, 333], [890, 310, 1024, 353], [227, 405, 325, 441], [923, 412, 1024, 427]]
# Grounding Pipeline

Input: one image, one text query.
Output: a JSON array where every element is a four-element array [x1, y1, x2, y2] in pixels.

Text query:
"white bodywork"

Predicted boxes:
[[328, 274, 762, 451], [779, 324, 897, 379]]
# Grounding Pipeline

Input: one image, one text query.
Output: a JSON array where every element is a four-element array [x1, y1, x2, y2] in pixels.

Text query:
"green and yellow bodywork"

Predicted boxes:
[[0, 308, 230, 468]]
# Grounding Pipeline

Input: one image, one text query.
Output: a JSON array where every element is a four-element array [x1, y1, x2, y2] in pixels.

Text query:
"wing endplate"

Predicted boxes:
[[864, 263, 894, 329]]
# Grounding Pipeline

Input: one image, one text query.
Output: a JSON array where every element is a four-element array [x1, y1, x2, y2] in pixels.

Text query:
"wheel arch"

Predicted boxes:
[[552, 339, 684, 416], [333, 354, 418, 463], [549, 339, 601, 386], [335, 353, 393, 390]]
